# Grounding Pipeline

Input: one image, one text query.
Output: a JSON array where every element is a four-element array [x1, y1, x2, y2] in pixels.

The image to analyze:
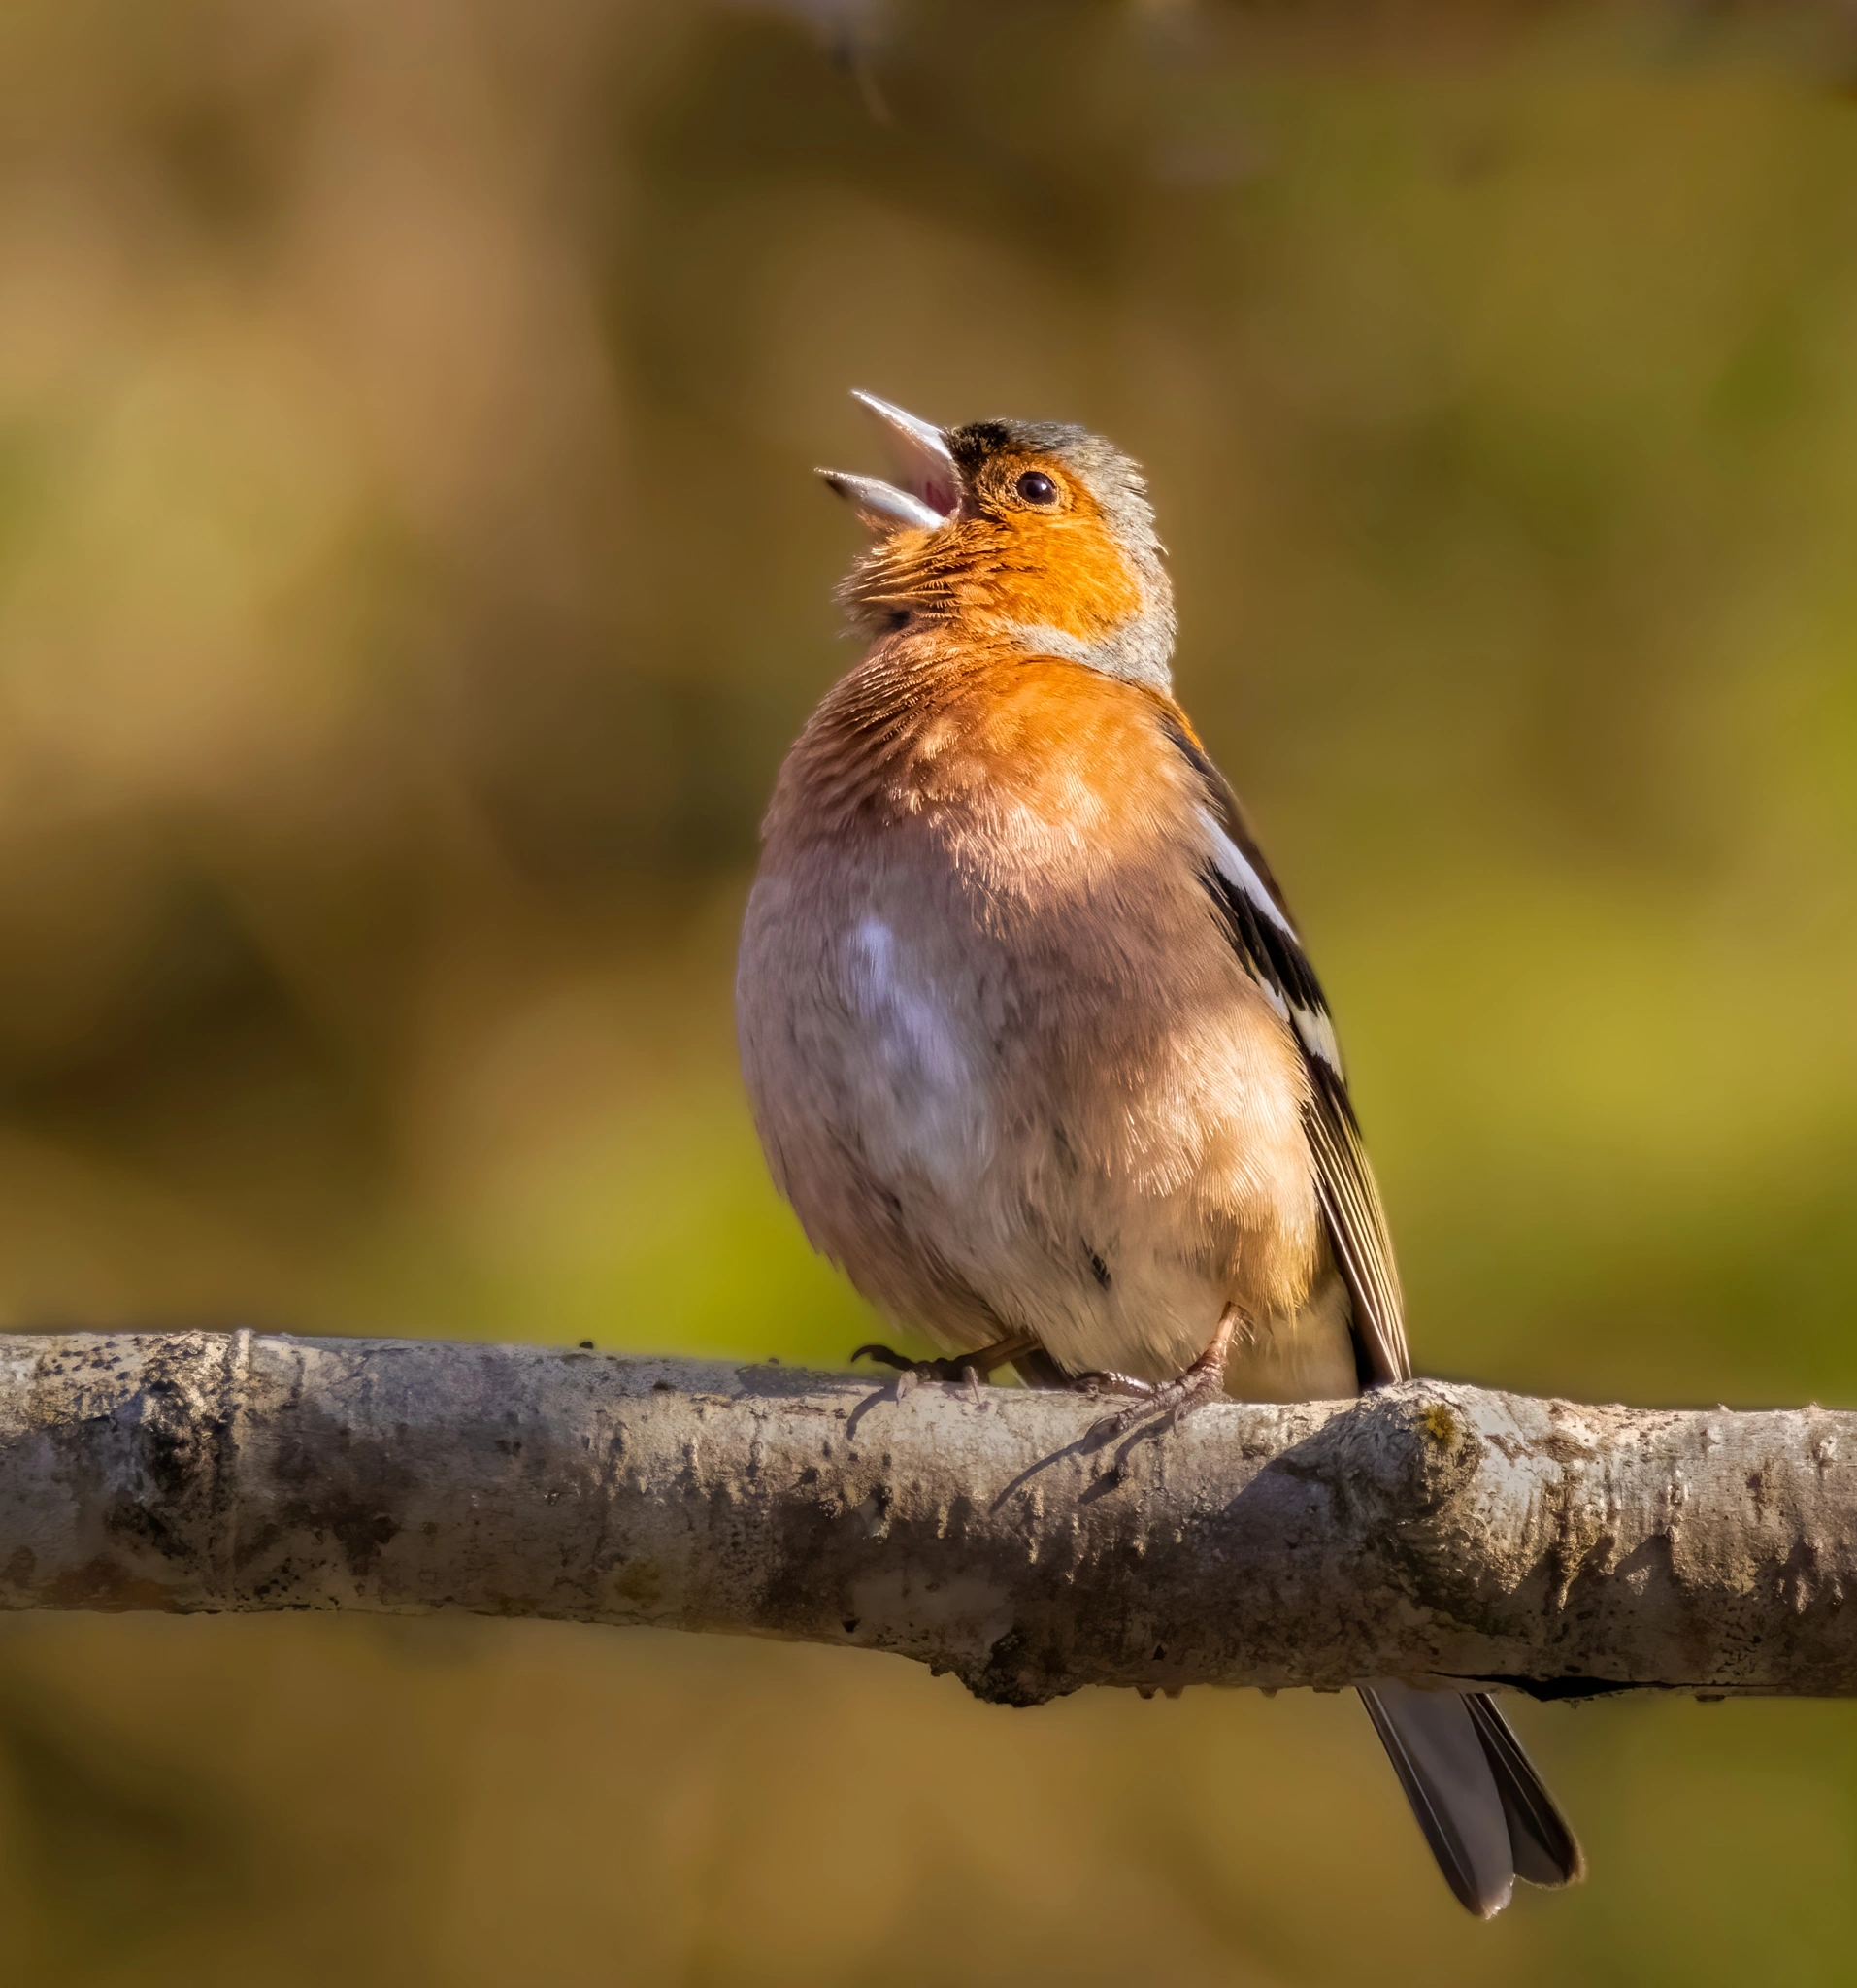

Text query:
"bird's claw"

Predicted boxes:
[[850, 1342, 916, 1373], [1086, 1309, 1238, 1439], [851, 1342, 984, 1396], [1089, 1357, 1226, 1438]]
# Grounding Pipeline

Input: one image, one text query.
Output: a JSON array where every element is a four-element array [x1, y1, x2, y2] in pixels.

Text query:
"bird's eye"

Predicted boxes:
[[1015, 471, 1058, 506]]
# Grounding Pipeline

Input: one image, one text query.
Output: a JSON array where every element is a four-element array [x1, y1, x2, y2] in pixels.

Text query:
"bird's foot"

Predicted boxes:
[[1089, 1309, 1239, 1438]]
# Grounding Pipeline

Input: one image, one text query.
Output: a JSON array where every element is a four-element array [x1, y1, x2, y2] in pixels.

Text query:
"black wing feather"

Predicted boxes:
[[1163, 713, 1410, 1387]]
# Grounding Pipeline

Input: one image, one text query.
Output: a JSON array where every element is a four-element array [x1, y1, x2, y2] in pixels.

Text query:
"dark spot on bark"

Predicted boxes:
[[967, 1627, 1070, 1708], [1478, 1673, 1640, 1701], [613, 1559, 662, 1606], [268, 1398, 415, 1579], [842, 1617, 859, 1635]]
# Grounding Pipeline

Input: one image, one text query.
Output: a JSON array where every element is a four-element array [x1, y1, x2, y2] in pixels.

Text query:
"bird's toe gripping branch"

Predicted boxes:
[[1088, 1306, 1241, 1437]]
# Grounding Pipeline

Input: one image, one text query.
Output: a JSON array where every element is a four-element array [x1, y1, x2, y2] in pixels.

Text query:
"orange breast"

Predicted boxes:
[[768, 636, 1192, 890]]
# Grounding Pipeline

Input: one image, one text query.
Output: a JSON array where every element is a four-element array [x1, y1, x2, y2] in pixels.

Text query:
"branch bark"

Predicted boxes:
[[1, 1331, 1851, 1705]]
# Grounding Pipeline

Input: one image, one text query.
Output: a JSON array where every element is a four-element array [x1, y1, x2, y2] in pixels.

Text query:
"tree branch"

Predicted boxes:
[[1, 1331, 1850, 1705]]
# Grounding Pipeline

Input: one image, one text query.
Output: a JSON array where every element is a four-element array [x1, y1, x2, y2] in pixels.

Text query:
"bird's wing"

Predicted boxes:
[[1158, 709, 1410, 1387]]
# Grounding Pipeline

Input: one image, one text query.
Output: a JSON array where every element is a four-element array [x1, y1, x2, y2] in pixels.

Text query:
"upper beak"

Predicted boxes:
[[817, 390, 960, 533]]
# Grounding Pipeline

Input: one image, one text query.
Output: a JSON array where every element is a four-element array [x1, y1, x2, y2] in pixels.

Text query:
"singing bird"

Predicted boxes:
[[736, 391, 1582, 1915]]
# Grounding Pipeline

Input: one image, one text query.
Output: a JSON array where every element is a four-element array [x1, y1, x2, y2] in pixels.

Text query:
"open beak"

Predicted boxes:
[[817, 390, 960, 533]]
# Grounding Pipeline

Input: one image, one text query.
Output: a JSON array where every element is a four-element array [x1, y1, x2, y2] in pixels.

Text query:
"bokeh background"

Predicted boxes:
[[3, 0, 1857, 1979]]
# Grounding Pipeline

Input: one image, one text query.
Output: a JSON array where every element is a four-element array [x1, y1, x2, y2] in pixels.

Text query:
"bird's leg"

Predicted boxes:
[[851, 1330, 1039, 1395], [1091, 1305, 1240, 1436]]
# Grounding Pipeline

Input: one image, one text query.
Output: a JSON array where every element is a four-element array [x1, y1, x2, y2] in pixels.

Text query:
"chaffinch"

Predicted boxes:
[[736, 391, 1582, 1915]]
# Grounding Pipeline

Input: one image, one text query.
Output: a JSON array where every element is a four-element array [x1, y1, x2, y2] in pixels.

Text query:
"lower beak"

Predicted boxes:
[[816, 470, 945, 533]]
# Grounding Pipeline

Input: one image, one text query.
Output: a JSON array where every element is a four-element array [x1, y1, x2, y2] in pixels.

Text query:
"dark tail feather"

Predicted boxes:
[[1463, 1691, 1585, 1890], [1359, 1681, 1515, 1916], [1361, 1682, 1583, 1915]]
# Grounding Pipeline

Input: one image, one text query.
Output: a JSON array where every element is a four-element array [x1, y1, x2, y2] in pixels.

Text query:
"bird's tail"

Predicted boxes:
[[1358, 1681, 1584, 1917]]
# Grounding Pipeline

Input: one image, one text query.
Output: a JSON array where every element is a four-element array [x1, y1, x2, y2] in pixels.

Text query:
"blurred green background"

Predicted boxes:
[[3, 0, 1857, 1979]]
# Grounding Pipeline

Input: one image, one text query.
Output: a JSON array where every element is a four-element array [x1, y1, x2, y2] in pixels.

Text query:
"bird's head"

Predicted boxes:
[[818, 392, 1176, 688]]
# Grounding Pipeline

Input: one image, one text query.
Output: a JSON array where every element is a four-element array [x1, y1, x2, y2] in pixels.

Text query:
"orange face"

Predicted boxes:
[[817, 394, 1174, 686], [842, 448, 1143, 651]]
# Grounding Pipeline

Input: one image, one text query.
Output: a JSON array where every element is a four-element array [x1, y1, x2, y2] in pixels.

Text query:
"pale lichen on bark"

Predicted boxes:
[[1, 1330, 1854, 1705]]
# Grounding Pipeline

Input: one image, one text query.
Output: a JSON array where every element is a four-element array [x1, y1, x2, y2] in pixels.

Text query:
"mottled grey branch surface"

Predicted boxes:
[[1, 1331, 1852, 1706]]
